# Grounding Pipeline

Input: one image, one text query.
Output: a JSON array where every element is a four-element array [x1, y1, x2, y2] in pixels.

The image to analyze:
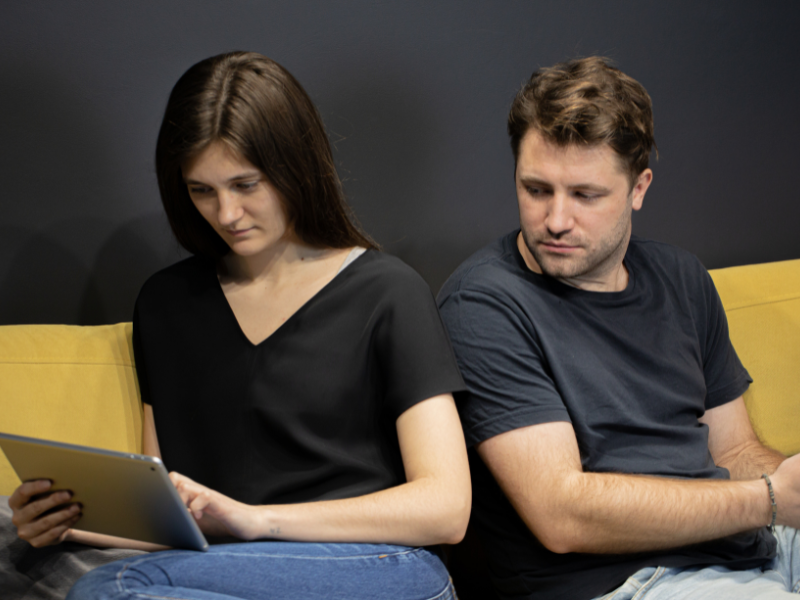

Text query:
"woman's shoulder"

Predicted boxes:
[[136, 255, 216, 306], [347, 250, 432, 296]]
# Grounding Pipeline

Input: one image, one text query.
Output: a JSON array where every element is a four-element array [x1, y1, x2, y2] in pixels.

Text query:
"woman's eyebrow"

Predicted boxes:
[[184, 171, 261, 185]]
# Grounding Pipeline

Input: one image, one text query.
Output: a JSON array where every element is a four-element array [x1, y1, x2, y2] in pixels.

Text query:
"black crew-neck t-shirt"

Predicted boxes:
[[133, 250, 465, 507], [438, 232, 775, 600]]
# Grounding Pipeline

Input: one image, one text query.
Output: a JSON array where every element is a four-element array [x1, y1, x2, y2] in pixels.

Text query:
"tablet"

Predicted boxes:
[[0, 432, 208, 551]]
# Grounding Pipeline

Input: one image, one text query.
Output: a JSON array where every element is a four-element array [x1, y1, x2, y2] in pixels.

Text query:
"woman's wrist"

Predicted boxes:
[[252, 505, 283, 540]]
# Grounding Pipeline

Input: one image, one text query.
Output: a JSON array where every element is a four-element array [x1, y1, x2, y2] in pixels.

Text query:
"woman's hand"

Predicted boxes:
[[210, 394, 471, 546], [170, 394, 471, 547], [169, 472, 262, 540], [8, 479, 82, 548]]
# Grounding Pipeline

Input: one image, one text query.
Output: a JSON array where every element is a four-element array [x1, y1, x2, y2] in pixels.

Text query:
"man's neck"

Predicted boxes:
[[516, 232, 630, 293]]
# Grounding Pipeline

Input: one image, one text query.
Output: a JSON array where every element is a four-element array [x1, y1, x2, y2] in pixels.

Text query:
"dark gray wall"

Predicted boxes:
[[2, 1, 799, 325]]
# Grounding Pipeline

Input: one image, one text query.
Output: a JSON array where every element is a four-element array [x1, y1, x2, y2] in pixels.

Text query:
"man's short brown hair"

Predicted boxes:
[[508, 56, 656, 185]]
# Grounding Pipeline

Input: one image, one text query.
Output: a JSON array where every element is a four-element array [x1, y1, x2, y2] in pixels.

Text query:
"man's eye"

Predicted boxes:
[[574, 191, 598, 201]]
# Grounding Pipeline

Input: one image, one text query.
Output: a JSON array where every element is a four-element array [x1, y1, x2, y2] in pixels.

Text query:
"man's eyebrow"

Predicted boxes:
[[184, 171, 262, 185], [568, 182, 612, 194], [517, 176, 551, 187], [518, 176, 611, 194]]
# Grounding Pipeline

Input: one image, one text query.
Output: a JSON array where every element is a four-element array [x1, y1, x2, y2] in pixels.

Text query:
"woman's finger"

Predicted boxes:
[[17, 504, 81, 548], [8, 479, 52, 511], [169, 472, 201, 507], [171, 478, 193, 505], [188, 491, 212, 520], [12, 490, 73, 528], [27, 513, 82, 548], [17, 502, 81, 540], [168, 471, 195, 486]]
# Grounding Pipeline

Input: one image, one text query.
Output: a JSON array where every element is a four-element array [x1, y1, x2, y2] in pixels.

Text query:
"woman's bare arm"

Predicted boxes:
[[171, 394, 472, 546]]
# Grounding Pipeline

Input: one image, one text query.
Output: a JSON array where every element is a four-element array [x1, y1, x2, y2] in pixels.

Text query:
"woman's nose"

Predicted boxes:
[[217, 191, 244, 226]]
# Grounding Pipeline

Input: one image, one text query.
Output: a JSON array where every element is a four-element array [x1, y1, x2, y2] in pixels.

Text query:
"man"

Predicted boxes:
[[438, 56, 800, 600]]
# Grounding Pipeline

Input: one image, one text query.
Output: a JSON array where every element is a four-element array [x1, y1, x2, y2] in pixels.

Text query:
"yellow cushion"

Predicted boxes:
[[711, 259, 800, 456], [0, 323, 142, 495]]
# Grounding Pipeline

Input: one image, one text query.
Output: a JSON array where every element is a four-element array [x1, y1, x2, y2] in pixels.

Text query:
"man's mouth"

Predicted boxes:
[[540, 241, 579, 253]]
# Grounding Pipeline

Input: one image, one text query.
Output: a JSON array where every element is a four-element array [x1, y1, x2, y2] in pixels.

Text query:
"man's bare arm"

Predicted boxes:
[[699, 397, 784, 480], [477, 418, 800, 555]]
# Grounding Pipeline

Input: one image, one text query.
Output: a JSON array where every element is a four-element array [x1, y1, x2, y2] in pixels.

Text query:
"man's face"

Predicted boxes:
[[515, 129, 652, 292]]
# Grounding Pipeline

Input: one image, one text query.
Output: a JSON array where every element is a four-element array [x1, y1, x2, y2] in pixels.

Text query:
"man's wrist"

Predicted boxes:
[[761, 474, 777, 532]]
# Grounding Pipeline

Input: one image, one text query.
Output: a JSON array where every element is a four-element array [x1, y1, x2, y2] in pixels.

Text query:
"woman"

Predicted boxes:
[[10, 51, 470, 599]]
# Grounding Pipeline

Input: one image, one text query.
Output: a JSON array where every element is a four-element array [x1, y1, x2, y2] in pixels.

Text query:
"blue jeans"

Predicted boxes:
[[596, 526, 800, 599], [66, 542, 456, 600]]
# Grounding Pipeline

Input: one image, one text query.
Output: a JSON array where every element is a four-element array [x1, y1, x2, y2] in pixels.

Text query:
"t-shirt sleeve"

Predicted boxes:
[[698, 267, 752, 409], [439, 287, 569, 448], [373, 266, 466, 420]]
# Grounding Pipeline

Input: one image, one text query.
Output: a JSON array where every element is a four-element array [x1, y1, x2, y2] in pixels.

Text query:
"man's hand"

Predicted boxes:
[[769, 452, 800, 527], [8, 479, 82, 548]]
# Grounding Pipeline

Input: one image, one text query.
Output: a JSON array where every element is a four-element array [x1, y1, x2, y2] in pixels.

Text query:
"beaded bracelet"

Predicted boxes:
[[761, 473, 777, 533]]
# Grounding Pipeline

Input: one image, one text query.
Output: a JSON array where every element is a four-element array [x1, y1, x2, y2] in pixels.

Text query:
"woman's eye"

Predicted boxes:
[[188, 186, 211, 195], [236, 181, 258, 191]]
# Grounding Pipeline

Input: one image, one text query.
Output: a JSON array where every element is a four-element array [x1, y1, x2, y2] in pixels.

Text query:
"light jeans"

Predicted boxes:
[[596, 526, 800, 600], [65, 542, 456, 600]]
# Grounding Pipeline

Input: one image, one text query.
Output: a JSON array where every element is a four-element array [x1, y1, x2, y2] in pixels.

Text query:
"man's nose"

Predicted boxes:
[[544, 194, 574, 235]]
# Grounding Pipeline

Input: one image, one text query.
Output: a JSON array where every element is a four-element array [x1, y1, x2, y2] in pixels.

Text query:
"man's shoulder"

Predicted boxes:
[[629, 236, 706, 270], [438, 231, 526, 303], [628, 236, 711, 289]]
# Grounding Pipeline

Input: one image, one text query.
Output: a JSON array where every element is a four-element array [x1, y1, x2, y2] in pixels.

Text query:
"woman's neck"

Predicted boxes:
[[219, 237, 351, 291]]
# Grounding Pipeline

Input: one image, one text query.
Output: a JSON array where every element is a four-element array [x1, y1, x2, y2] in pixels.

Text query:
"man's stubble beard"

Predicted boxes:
[[521, 205, 633, 283]]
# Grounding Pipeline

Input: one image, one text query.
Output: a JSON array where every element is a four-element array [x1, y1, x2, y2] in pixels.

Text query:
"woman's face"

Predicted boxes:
[[183, 141, 291, 259]]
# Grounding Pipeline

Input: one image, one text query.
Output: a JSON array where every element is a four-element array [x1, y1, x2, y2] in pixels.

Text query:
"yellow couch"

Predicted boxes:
[[0, 259, 798, 496], [710, 259, 800, 456], [0, 323, 142, 495]]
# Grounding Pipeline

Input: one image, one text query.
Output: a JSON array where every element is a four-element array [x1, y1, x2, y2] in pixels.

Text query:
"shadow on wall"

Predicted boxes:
[[0, 60, 183, 325], [0, 215, 184, 326], [319, 64, 476, 293], [0, 226, 97, 325], [79, 213, 187, 324]]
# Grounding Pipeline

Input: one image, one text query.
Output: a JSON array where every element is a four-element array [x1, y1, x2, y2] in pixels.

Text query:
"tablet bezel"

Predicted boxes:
[[0, 432, 208, 551]]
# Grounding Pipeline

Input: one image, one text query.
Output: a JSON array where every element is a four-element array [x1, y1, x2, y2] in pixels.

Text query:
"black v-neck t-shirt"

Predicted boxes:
[[133, 250, 465, 506]]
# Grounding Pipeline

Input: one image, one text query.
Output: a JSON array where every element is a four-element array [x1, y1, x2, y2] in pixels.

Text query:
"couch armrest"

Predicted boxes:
[[0, 323, 143, 495], [711, 259, 800, 456]]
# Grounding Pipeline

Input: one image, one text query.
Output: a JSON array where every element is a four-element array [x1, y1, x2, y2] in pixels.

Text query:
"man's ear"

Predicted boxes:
[[631, 169, 653, 211]]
